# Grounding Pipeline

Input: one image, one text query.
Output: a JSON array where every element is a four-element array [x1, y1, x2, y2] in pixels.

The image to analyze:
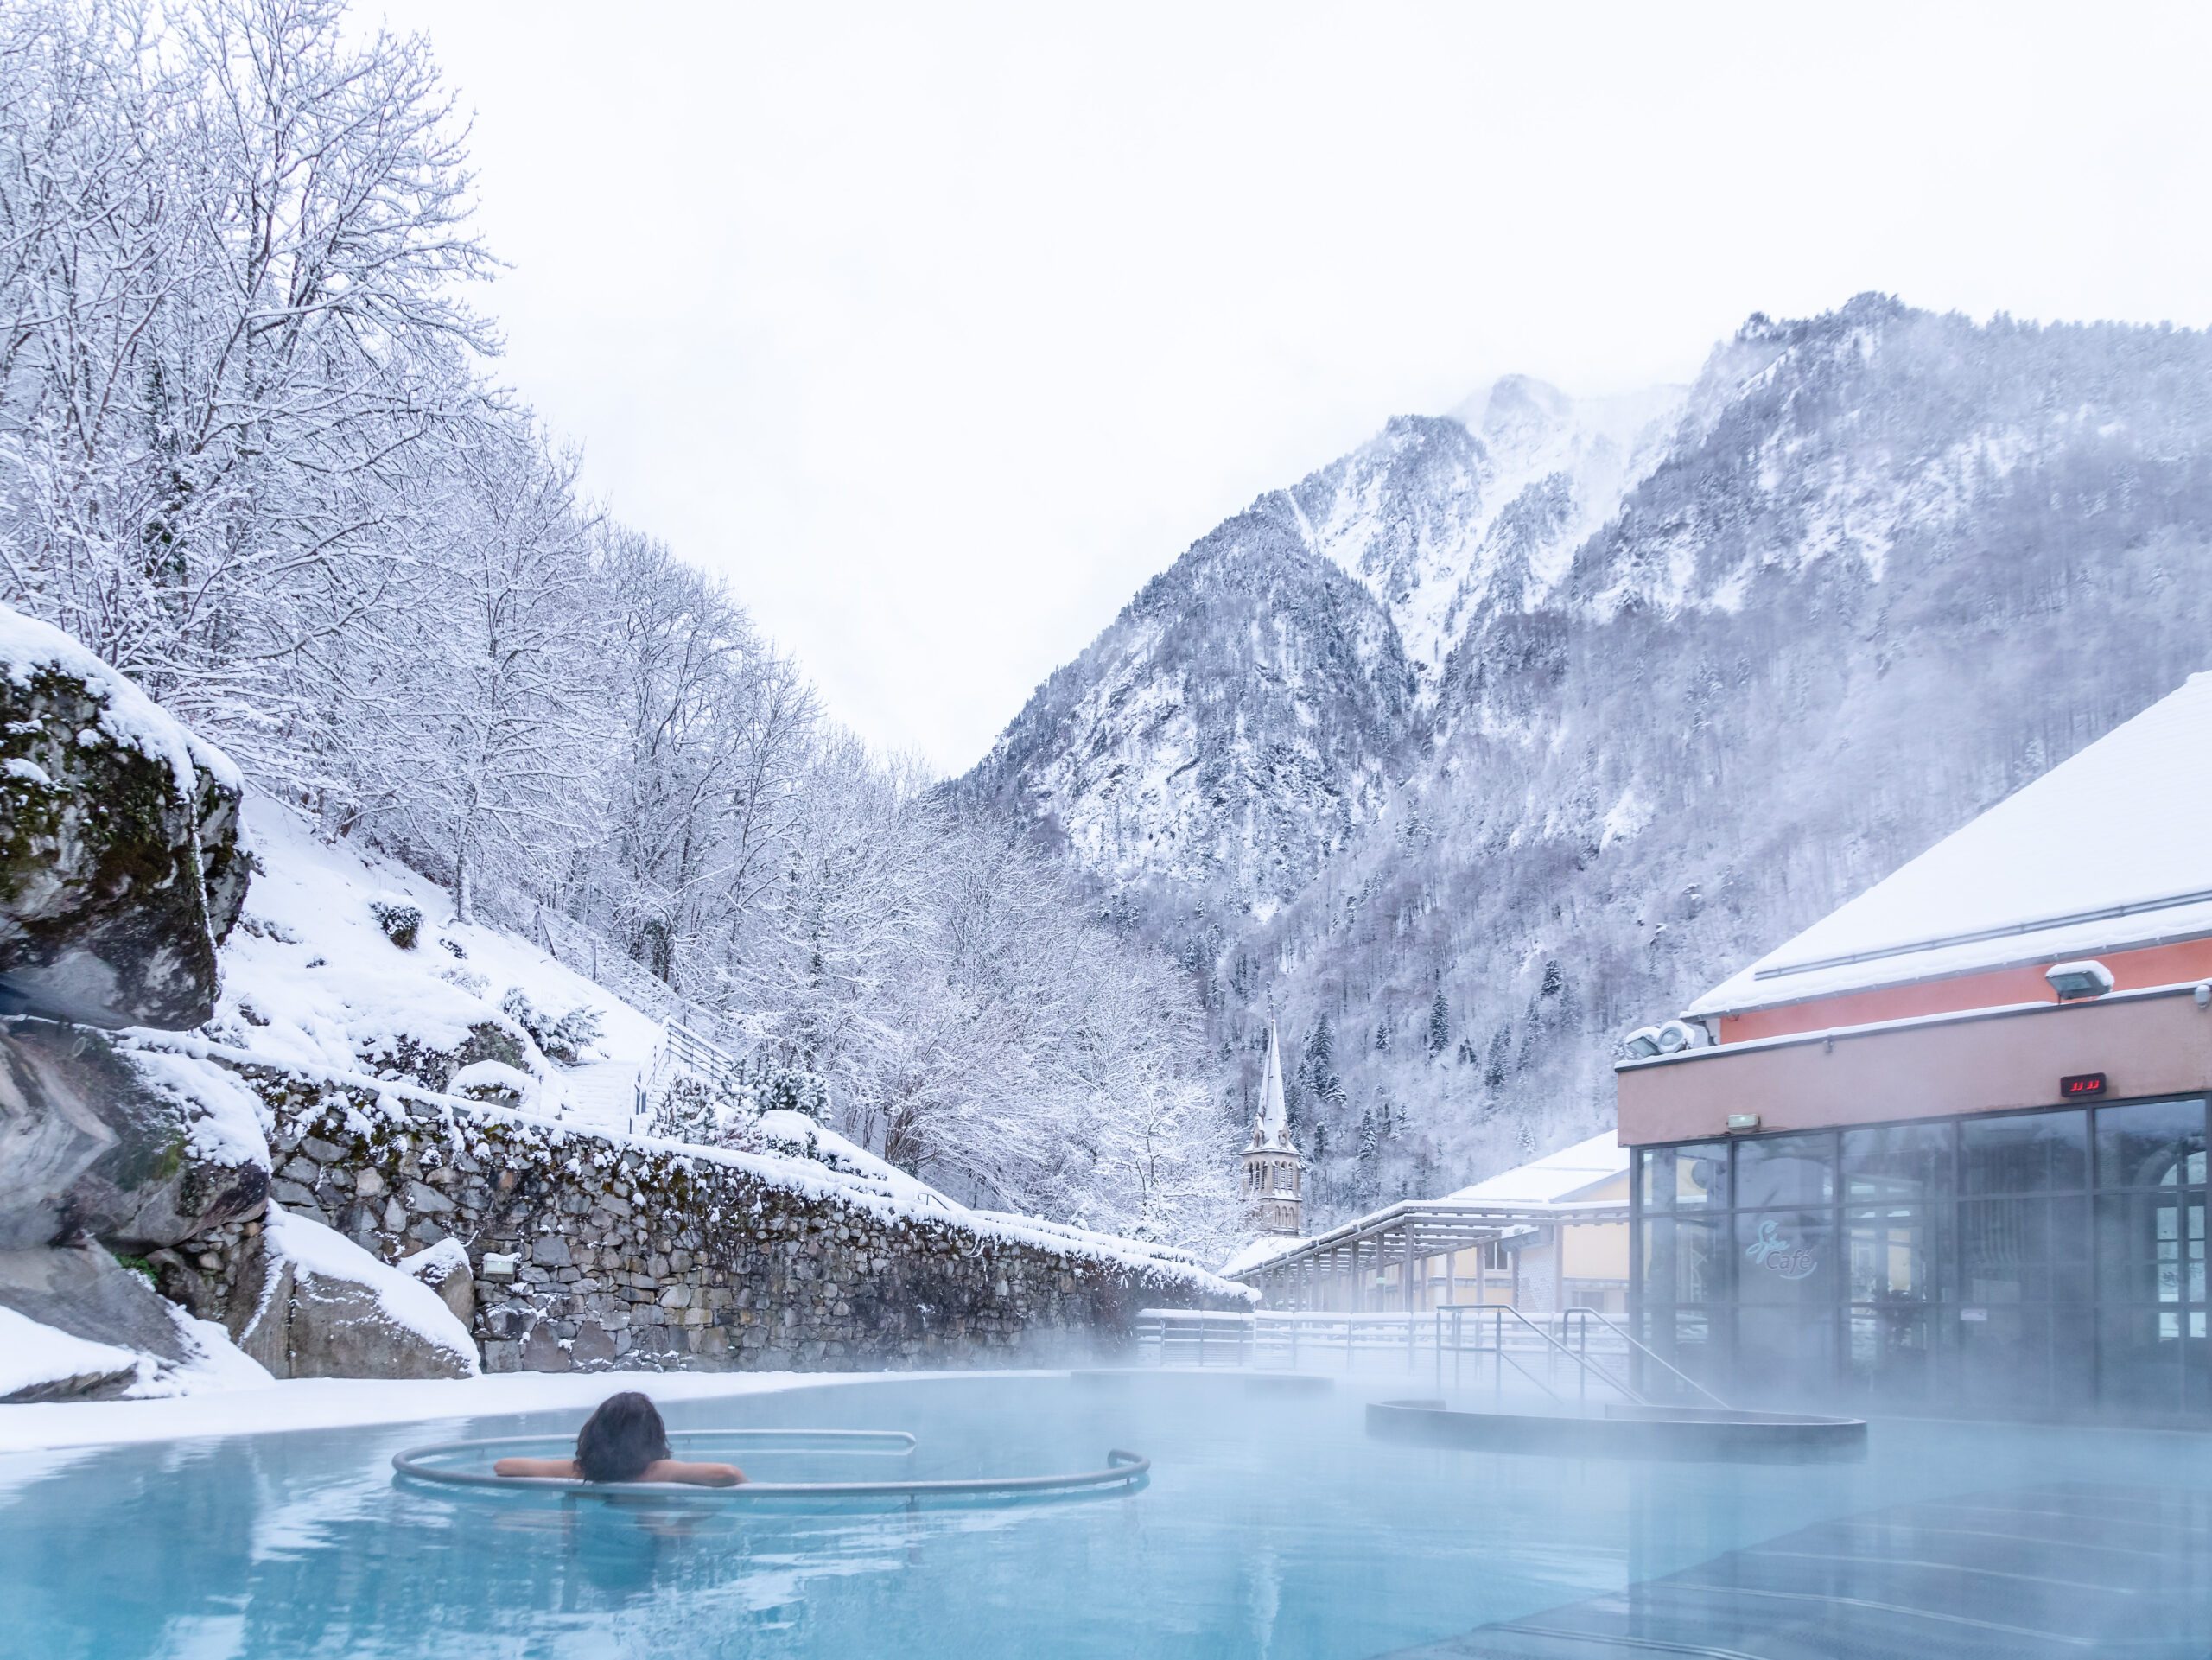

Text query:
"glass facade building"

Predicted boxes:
[[1632, 1094, 2209, 1421]]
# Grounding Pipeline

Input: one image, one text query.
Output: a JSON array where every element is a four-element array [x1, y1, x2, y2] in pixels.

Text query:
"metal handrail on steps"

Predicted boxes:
[[1560, 1307, 1731, 1409], [1434, 1304, 1647, 1405]]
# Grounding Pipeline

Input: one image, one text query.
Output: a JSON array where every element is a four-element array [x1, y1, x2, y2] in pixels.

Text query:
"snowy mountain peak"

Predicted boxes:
[[973, 296, 2212, 1219]]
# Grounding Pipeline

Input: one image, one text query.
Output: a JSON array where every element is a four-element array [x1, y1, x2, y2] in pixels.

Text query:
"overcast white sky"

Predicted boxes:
[[373, 1, 2212, 773]]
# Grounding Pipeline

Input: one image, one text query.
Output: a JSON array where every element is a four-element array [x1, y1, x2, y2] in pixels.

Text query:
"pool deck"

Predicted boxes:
[[1384, 1480, 2212, 1659]]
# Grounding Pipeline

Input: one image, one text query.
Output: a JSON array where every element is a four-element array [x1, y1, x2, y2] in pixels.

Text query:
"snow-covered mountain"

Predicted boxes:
[[965, 295, 2212, 1222], [969, 497, 1417, 904], [1301, 377, 1683, 677], [965, 373, 1681, 905]]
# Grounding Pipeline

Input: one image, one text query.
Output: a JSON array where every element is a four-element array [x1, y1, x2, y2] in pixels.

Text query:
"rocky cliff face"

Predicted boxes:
[[968, 296, 2212, 1221]]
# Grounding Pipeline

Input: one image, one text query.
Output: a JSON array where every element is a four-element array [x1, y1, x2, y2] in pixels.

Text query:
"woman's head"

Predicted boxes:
[[575, 1391, 671, 1483]]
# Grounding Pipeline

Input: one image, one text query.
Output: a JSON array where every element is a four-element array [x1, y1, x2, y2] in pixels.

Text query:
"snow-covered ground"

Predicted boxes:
[[0, 1368, 950, 1456], [200, 795, 664, 1116]]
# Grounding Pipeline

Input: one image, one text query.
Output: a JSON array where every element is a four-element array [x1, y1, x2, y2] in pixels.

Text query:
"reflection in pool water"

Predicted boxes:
[[3, 1372, 2210, 1657]]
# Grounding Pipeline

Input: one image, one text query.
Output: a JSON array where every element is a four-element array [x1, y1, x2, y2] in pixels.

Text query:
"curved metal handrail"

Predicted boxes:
[[390, 1431, 1148, 1502]]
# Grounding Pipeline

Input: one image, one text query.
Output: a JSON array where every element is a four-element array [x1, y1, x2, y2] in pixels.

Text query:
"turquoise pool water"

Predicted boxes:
[[3, 1371, 2209, 1657]]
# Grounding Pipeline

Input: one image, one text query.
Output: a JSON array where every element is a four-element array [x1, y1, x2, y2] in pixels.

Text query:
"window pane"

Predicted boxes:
[[1736, 1210, 1835, 1304], [1736, 1132, 1835, 1207], [1847, 1304, 1938, 1404], [1673, 1143, 1729, 1210], [1636, 1308, 1728, 1402], [1961, 1194, 2091, 1302], [2097, 1305, 2190, 1413], [1637, 1148, 1671, 1213], [1957, 1303, 2056, 1410], [2097, 1189, 2205, 1304], [1961, 1110, 2087, 1194], [1736, 1306, 1836, 1402], [1844, 1122, 1953, 1203], [1848, 1207, 1941, 1303], [1642, 1215, 1726, 1303], [2095, 1098, 2208, 1190]]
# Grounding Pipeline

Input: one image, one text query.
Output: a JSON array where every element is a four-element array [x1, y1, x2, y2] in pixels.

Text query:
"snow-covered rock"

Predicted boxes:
[[398, 1236, 474, 1328], [229, 1209, 479, 1381], [0, 1239, 265, 1400], [0, 1020, 269, 1252], [0, 1304, 143, 1402], [0, 605, 246, 1028], [448, 1059, 537, 1109]]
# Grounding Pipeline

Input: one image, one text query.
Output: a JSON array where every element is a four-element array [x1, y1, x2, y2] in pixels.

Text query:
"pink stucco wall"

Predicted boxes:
[[1617, 989, 2212, 1146]]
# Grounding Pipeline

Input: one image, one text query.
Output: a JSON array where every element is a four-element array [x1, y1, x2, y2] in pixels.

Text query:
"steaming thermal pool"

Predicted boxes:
[[4, 1371, 2210, 1657]]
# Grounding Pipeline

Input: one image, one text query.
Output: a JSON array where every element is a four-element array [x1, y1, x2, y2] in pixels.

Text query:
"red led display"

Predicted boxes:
[[2060, 1072, 2107, 1099]]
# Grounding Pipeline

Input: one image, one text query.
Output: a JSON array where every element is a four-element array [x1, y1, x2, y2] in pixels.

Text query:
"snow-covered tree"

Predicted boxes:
[[0, 0, 1249, 1253]]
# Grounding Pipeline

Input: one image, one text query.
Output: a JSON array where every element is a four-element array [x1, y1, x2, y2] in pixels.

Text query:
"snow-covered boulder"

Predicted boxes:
[[227, 1208, 478, 1380], [0, 1303, 143, 1402], [0, 1240, 269, 1401], [448, 1058, 535, 1110], [0, 1021, 268, 1252], [0, 1240, 188, 1398], [367, 896, 423, 950], [0, 606, 247, 1029], [398, 1235, 474, 1328]]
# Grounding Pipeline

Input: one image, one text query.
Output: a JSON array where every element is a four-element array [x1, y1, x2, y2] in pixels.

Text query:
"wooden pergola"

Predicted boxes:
[[1224, 1196, 1631, 1313]]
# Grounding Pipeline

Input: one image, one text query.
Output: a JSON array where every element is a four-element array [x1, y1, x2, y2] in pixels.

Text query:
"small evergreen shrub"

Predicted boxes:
[[369, 898, 423, 950], [499, 987, 605, 1065]]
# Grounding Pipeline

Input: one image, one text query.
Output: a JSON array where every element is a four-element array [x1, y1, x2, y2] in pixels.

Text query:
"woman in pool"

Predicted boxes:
[[493, 1391, 747, 1486]]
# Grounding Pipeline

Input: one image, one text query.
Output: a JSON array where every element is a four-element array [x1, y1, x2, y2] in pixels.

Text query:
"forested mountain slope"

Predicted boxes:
[[969, 296, 2212, 1222]]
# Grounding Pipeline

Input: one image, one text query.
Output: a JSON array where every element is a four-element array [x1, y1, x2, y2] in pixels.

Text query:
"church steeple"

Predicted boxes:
[[1242, 1020, 1304, 1235]]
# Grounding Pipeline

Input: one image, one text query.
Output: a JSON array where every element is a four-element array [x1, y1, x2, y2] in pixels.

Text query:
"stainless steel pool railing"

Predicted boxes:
[[1558, 1307, 1731, 1410], [391, 1431, 1152, 1504], [1433, 1305, 1649, 1405]]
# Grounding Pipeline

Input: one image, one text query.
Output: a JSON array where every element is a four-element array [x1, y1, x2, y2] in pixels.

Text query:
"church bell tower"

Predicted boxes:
[[1243, 1020, 1305, 1236]]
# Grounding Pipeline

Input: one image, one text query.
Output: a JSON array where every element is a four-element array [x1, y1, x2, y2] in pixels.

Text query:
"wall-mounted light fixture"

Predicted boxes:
[[2046, 959, 2115, 1002], [1726, 1113, 1761, 1132]]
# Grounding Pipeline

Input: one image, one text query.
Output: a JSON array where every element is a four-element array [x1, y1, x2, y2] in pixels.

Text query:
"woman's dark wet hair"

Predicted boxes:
[[575, 1391, 671, 1483]]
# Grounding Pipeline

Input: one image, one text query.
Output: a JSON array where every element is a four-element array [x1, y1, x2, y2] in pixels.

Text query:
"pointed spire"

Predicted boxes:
[[1258, 1018, 1289, 1146]]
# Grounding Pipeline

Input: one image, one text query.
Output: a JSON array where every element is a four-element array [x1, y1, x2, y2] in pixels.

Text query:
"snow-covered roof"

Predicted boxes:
[[1440, 1130, 1630, 1206], [1217, 1131, 1629, 1278], [1689, 671, 2212, 1017], [1217, 1232, 1302, 1278], [1253, 1019, 1289, 1142]]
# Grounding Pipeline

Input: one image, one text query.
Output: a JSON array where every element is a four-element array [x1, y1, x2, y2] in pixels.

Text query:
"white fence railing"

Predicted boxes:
[[631, 1020, 749, 1126], [1131, 1306, 1704, 1406]]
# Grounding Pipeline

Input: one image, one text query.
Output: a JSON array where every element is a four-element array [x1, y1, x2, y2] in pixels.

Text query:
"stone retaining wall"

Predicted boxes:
[[169, 1057, 1238, 1373]]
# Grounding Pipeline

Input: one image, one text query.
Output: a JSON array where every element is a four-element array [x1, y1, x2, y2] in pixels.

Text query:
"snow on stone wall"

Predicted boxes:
[[164, 1049, 1246, 1375]]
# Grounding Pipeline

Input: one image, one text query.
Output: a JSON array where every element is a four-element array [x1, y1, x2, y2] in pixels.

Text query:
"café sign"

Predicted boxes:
[[1745, 1218, 1818, 1281]]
